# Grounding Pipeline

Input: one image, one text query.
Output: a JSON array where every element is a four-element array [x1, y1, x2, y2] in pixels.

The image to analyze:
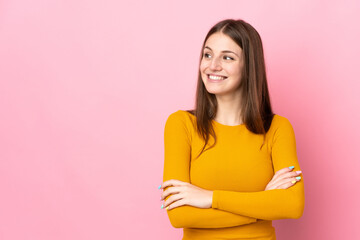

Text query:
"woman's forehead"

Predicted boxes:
[[204, 32, 242, 54]]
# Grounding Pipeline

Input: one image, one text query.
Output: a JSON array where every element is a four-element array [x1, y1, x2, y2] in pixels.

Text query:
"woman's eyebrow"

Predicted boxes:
[[204, 46, 239, 57]]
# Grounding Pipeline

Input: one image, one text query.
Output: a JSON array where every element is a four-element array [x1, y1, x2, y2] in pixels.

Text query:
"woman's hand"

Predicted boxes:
[[159, 179, 213, 210], [265, 166, 302, 191]]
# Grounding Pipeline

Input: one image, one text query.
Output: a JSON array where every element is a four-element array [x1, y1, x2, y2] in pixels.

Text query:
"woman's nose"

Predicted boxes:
[[209, 57, 222, 71]]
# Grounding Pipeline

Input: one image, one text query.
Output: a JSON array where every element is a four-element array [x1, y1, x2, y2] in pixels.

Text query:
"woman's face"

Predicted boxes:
[[200, 32, 244, 96]]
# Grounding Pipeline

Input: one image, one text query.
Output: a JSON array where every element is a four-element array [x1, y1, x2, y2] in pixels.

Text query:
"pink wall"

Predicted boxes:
[[0, 0, 359, 239]]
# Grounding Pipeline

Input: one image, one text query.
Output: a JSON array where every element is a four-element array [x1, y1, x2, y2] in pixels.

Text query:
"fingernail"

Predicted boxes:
[[296, 176, 301, 180], [296, 170, 302, 174], [161, 204, 164, 209], [158, 184, 162, 189], [166, 206, 169, 210], [160, 196, 162, 201], [289, 166, 295, 169], [291, 180, 296, 184]]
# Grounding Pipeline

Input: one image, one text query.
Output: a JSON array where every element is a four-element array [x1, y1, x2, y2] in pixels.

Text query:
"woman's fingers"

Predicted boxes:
[[162, 191, 184, 209], [160, 179, 187, 190], [276, 181, 295, 190], [266, 177, 299, 191], [270, 167, 294, 185], [272, 170, 302, 186], [273, 166, 295, 178], [164, 198, 187, 210], [275, 176, 301, 189], [276, 177, 301, 189], [161, 186, 181, 201], [265, 167, 302, 191], [265, 167, 294, 190], [160, 179, 189, 201]]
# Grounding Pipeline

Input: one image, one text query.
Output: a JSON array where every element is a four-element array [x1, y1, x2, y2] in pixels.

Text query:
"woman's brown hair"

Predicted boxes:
[[187, 19, 274, 159]]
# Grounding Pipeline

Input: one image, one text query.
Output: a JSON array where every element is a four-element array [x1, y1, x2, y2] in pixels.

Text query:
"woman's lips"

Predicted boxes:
[[207, 74, 227, 82]]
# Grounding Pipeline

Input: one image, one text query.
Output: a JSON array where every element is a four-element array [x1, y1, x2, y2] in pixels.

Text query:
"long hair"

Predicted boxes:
[[187, 19, 274, 159]]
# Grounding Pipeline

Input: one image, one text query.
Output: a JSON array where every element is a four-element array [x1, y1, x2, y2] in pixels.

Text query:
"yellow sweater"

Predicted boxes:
[[163, 110, 305, 240]]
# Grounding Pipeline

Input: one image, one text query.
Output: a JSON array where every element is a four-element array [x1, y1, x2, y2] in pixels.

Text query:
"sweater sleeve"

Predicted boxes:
[[163, 111, 257, 228], [211, 117, 305, 220]]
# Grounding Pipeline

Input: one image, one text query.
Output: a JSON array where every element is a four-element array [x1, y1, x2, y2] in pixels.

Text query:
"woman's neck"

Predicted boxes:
[[214, 93, 243, 125]]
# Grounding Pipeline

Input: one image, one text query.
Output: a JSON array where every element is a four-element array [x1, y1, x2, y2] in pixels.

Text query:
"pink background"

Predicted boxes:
[[0, 0, 359, 239]]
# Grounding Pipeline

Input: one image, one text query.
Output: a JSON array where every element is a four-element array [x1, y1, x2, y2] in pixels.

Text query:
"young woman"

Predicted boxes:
[[159, 19, 305, 240]]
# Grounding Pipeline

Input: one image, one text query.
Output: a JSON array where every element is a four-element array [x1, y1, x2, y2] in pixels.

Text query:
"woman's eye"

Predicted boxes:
[[224, 56, 234, 60], [204, 53, 211, 58]]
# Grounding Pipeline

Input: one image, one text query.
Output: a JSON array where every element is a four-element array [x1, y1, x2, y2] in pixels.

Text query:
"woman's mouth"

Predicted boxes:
[[207, 74, 227, 82]]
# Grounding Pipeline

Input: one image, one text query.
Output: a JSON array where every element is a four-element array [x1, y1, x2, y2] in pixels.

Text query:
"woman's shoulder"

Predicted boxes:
[[272, 114, 292, 125], [164, 110, 195, 142], [269, 114, 295, 134], [271, 113, 287, 122], [165, 109, 196, 128], [167, 109, 195, 121]]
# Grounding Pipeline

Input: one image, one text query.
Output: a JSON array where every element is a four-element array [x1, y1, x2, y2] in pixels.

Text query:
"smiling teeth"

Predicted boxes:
[[209, 75, 226, 80]]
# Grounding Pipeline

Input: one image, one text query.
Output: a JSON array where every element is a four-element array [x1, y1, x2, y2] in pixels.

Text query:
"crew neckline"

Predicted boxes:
[[179, 110, 246, 127], [211, 119, 245, 127]]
